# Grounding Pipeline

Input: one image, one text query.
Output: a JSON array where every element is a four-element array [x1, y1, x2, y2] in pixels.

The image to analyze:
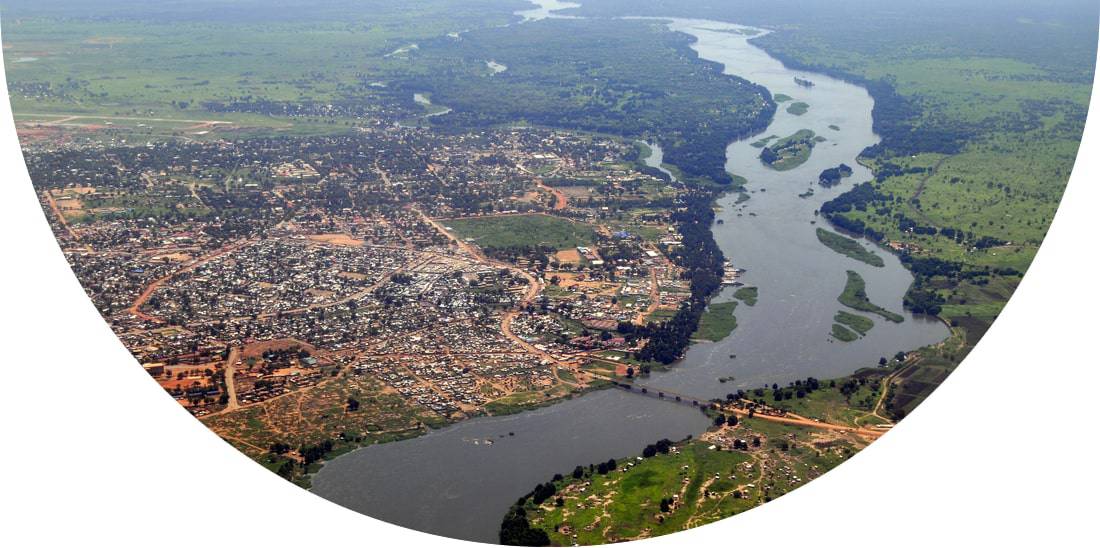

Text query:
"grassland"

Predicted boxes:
[[514, 417, 868, 544], [759, 129, 816, 171], [694, 301, 738, 341], [831, 323, 858, 342], [834, 310, 874, 335], [838, 270, 904, 323], [816, 228, 884, 267], [444, 214, 596, 251], [733, 286, 757, 306], [785, 101, 809, 115]]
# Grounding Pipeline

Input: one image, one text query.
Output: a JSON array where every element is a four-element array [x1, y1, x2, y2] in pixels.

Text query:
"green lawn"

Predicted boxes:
[[444, 214, 596, 251]]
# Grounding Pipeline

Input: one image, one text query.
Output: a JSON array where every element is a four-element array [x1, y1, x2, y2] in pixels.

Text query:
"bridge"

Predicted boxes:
[[591, 372, 889, 441]]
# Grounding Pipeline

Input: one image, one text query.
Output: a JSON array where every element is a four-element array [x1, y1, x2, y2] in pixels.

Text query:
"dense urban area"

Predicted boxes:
[[3, 0, 1094, 545]]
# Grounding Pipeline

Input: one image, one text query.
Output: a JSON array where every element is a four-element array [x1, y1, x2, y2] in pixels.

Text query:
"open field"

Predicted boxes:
[[444, 214, 597, 251]]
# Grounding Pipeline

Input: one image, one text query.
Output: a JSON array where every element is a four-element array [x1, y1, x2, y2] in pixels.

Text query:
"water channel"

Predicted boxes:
[[311, 4, 949, 543]]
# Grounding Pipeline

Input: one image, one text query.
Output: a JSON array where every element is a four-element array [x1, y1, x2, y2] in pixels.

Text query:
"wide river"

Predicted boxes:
[[311, 8, 949, 544]]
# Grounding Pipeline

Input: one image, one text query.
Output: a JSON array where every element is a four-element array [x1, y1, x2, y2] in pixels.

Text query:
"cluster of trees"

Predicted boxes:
[[818, 163, 853, 187], [499, 506, 549, 546], [637, 192, 726, 364], [405, 18, 774, 187], [298, 440, 335, 466], [641, 438, 674, 458], [770, 377, 822, 401]]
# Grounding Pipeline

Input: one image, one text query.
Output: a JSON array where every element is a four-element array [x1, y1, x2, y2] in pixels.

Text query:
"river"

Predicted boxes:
[[310, 5, 949, 544]]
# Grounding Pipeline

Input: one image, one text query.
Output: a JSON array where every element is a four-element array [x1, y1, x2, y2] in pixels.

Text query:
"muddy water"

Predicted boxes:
[[311, 9, 948, 545]]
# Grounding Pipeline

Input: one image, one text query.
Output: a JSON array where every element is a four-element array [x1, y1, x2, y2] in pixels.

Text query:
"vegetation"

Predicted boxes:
[[838, 270, 904, 323], [507, 416, 867, 544], [445, 214, 596, 252], [733, 286, 758, 306], [834, 310, 874, 335], [831, 323, 859, 342], [694, 301, 738, 341], [785, 101, 809, 115], [405, 18, 774, 186], [816, 228, 884, 267], [818, 163, 853, 187], [759, 129, 816, 171]]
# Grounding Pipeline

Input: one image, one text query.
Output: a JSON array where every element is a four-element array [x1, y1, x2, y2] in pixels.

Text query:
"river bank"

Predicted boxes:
[[310, 5, 948, 544]]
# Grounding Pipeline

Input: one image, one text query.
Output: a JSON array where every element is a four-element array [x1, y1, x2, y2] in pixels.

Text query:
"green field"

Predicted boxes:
[[759, 129, 816, 171], [513, 416, 867, 544], [694, 301, 738, 341], [838, 270, 904, 323], [444, 214, 596, 251], [834, 310, 874, 334], [733, 286, 758, 306], [786, 101, 809, 115], [816, 228, 884, 267], [831, 323, 859, 342]]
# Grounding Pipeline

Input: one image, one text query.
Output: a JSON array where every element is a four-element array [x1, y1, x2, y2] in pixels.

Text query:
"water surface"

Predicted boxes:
[[312, 9, 948, 544]]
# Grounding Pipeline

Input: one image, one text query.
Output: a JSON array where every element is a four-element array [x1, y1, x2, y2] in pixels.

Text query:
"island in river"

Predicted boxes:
[[311, 12, 948, 545]]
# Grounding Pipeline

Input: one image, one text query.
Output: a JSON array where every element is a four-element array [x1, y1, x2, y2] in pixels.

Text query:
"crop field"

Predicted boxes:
[[444, 214, 597, 251]]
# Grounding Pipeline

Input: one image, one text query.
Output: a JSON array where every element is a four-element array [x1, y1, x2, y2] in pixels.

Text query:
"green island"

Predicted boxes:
[[818, 163, 853, 187], [831, 323, 859, 341], [834, 310, 875, 334], [750, 135, 778, 148], [733, 286, 758, 306], [3, 0, 1095, 542], [693, 301, 738, 341], [759, 129, 816, 171], [785, 101, 809, 115], [816, 228, 884, 267], [838, 270, 905, 323]]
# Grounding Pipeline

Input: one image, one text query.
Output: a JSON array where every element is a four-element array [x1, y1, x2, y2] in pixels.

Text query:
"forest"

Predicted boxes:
[[399, 18, 775, 185]]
